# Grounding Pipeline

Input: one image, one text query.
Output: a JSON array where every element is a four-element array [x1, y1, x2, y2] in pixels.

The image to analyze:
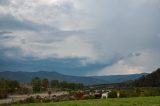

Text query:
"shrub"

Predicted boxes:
[[0, 92, 8, 99], [119, 91, 128, 98], [36, 95, 41, 99], [74, 92, 84, 99], [42, 98, 52, 103], [108, 90, 117, 98], [94, 93, 102, 99], [25, 96, 36, 103]]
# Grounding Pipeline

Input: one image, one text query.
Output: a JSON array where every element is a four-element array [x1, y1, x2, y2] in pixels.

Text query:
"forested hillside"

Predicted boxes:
[[133, 68, 160, 87]]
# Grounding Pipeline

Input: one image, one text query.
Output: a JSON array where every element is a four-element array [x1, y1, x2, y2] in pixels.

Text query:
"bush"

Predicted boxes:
[[0, 92, 8, 99], [119, 91, 128, 98], [52, 94, 72, 102], [25, 96, 36, 103], [74, 92, 84, 99], [94, 93, 102, 99], [42, 98, 52, 103], [108, 90, 117, 98], [36, 95, 41, 99]]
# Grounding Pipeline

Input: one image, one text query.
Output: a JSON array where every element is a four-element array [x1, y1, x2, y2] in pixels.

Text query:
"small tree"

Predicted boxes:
[[41, 78, 49, 91], [51, 80, 59, 88], [31, 77, 41, 93], [48, 90, 52, 98]]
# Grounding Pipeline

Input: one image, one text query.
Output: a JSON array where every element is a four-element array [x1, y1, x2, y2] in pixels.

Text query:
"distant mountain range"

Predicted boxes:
[[0, 71, 146, 85], [91, 73, 148, 83]]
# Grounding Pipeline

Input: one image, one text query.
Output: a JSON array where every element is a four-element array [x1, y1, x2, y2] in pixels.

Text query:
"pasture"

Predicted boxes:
[[12, 96, 160, 106]]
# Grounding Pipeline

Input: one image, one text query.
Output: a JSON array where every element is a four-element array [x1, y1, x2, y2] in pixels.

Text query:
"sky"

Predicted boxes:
[[0, 0, 160, 76]]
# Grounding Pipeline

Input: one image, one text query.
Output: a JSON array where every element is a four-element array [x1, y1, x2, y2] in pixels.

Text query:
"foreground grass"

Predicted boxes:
[[12, 96, 160, 106]]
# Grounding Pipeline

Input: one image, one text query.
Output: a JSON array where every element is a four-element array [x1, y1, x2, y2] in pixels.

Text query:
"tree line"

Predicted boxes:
[[0, 79, 20, 98], [31, 77, 84, 93], [0, 77, 84, 98]]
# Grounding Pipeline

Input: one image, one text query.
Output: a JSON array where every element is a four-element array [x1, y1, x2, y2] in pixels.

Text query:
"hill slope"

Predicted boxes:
[[132, 68, 160, 87]]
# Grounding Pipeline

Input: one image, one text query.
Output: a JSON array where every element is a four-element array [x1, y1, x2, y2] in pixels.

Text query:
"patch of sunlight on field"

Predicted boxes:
[[12, 96, 160, 106]]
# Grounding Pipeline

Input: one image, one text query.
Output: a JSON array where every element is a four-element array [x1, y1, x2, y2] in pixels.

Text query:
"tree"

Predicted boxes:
[[0, 79, 8, 98], [41, 78, 49, 91], [51, 80, 59, 88], [48, 90, 52, 98], [60, 81, 68, 89], [7, 80, 20, 94], [31, 77, 41, 93], [0, 79, 20, 98]]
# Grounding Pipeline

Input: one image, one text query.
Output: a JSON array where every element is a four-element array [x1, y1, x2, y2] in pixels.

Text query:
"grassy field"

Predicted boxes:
[[12, 96, 160, 106]]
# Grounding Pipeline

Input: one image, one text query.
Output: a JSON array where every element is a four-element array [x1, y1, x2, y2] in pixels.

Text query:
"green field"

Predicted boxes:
[[12, 96, 160, 106]]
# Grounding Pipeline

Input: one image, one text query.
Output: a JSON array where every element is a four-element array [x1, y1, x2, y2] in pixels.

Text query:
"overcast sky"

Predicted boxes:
[[0, 0, 160, 76]]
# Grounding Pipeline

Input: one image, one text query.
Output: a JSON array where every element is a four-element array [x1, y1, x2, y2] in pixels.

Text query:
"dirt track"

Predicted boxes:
[[0, 91, 68, 104]]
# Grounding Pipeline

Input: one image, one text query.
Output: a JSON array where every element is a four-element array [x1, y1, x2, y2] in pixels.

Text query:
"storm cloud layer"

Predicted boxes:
[[0, 0, 160, 76]]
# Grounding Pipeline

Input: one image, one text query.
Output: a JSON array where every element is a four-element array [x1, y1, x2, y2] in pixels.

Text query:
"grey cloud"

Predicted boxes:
[[0, 13, 85, 41], [85, 0, 160, 55], [0, 0, 10, 5], [47, 1, 74, 14], [33, 30, 84, 44], [0, 31, 12, 35], [0, 14, 51, 31], [128, 53, 142, 58], [0, 31, 15, 40], [0, 0, 160, 75]]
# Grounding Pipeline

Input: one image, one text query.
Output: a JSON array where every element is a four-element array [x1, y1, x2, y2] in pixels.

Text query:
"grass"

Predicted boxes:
[[12, 96, 160, 106]]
